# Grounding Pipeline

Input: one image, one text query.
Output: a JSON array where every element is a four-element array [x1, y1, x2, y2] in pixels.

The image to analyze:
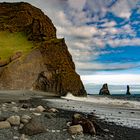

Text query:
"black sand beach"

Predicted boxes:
[[0, 91, 139, 140]]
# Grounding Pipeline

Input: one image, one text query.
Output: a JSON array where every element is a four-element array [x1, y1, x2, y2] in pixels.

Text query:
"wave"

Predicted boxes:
[[62, 93, 140, 109]]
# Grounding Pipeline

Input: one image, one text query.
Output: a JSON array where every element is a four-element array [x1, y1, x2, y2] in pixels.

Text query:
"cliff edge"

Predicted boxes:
[[0, 2, 87, 96]]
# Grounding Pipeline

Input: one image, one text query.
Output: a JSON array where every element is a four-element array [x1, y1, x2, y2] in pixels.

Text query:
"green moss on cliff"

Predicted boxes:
[[0, 31, 33, 61]]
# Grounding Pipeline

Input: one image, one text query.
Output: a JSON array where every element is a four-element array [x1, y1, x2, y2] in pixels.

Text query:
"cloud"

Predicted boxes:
[[81, 74, 140, 85], [68, 0, 86, 10], [1, 0, 140, 75], [76, 61, 140, 71]]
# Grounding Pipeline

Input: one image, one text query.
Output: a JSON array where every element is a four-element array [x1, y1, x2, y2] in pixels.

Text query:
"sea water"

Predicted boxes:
[[84, 84, 140, 95], [44, 84, 140, 129]]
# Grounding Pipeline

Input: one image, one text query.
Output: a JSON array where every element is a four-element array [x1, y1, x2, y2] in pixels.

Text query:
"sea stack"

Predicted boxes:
[[0, 2, 87, 96], [99, 83, 110, 95], [126, 85, 131, 95]]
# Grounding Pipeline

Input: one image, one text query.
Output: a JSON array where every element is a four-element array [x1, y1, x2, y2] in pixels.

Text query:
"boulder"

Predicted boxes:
[[7, 115, 20, 126], [72, 113, 96, 135], [0, 2, 87, 97], [99, 83, 110, 95], [20, 118, 46, 136], [68, 124, 83, 135], [0, 121, 11, 129]]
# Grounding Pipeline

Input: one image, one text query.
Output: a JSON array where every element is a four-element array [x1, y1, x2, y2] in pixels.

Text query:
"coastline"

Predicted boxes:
[[0, 91, 139, 140]]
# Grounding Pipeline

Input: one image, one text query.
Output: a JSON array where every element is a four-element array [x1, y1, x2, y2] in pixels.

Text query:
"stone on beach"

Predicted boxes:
[[72, 113, 96, 135], [68, 124, 83, 135], [11, 107, 19, 112], [35, 105, 46, 113], [7, 115, 20, 126], [21, 115, 31, 124], [20, 118, 46, 136], [0, 121, 11, 129], [48, 108, 59, 113]]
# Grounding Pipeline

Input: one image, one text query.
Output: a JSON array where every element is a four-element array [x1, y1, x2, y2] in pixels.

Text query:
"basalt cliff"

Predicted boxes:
[[0, 2, 87, 96]]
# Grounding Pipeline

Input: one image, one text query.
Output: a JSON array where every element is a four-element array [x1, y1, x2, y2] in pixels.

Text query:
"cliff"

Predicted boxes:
[[0, 2, 87, 96]]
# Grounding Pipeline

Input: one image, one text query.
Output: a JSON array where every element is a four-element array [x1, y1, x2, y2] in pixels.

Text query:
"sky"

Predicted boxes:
[[1, 0, 140, 85]]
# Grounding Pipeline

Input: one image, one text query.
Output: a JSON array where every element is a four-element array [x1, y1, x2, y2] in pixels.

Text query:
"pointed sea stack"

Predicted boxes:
[[126, 85, 131, 95], [99, 83, 110, 95], [0, 2, 87, 96]]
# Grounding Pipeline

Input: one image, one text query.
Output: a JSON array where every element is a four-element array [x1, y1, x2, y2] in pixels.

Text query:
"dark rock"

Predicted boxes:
[[126, 85, 131, 95], [0, 2, 87, 96], [72, 113, 96, 135], [0, 117, 7, 121], [99, 84, 110, 95], [20, 118, 46, 136], [21, 104, 30, 109]]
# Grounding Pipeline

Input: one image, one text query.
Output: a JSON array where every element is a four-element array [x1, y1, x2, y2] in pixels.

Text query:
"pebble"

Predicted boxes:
[[52, 130, 56, 133], [19, 123, 24, 129], [11, 102, 16, 105], [33, 113, 42, 116], [66, 122, 72, 127], [35, 105, 45, 113], [13, 136, 19, 140], [48, 108, 59, 113], [21, 115, 31, 124], [11, 107, 19, 112], [68, 124, 83, 135], [56, 130, 60, 133], [20, 134, 28, 140]]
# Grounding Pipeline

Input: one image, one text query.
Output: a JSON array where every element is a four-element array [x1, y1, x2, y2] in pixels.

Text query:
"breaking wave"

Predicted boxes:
[[62, 93, 140, 109]]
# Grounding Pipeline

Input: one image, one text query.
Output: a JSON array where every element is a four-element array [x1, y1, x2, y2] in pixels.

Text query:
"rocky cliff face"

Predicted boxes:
[[0, 2, 87, 96]]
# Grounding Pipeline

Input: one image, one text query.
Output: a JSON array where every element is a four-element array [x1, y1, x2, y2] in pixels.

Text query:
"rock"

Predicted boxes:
[[72, 113, 96, 135], [48, 108, 59, 113], [0, 2, 87, 97], [126, 85, 131, 95], [20, 134, 28, 140], [33, 113, 42, 116], [21, 104, 30, 109], [20, 118, 46, 136], [0, 117, 7, 121], [11, 107, 19, 112], [21, 115, 31, 124], [13, 136, 19, 140], [103, 129, 109, 133], [35, 105, 46, 113], [7, 115, 20, 126], [11, 102, 16, 105], [19, 123, 24, 129], [44, 113, 56, 119], [99, 83, 110, 95], [68, 124, 83, 135], [66, 122, 72, 127], [0, 121, 11, 129], [1, 106, 7, 112]]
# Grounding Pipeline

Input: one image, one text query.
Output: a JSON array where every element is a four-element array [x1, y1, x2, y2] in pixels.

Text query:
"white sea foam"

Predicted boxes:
[[62, 93, 140, 109]]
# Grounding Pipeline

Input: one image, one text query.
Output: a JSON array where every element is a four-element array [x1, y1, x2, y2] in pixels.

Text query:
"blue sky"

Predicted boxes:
[[1, 0, 140, 84]]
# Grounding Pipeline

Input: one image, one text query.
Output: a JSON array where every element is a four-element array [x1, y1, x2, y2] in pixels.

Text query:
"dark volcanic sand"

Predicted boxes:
[[0, 94, 139, 140]]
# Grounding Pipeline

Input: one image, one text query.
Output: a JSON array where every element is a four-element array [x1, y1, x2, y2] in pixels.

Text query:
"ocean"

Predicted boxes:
[[44, 84, 140, 129], [84, 84, 140, 95]]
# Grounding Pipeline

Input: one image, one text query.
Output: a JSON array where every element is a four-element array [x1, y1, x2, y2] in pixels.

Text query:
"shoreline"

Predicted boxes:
[[0, 91, 139, 139]]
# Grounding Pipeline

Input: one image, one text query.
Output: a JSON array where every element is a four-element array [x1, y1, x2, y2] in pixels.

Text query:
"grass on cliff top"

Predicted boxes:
[[0, 31, 33, 61]]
